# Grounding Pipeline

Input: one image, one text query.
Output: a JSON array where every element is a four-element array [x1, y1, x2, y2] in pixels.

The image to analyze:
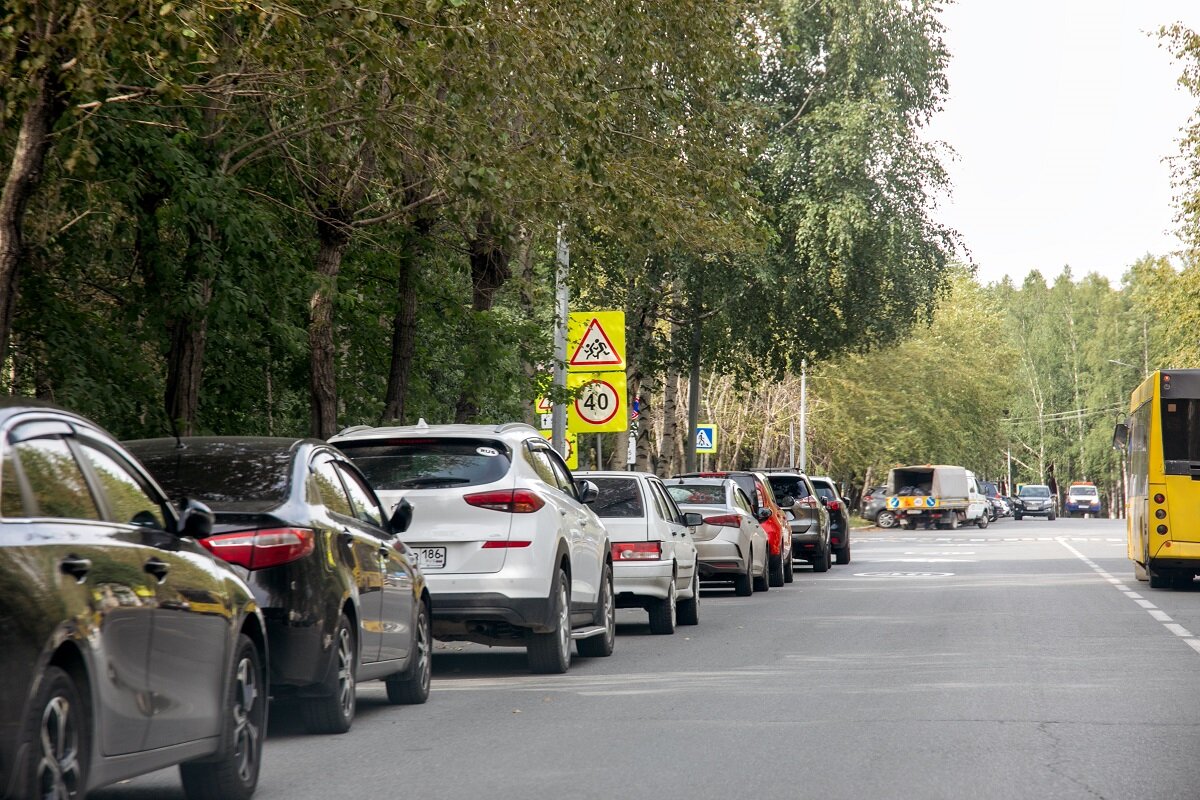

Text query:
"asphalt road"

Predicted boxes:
[[94, 516, 1200, 800]]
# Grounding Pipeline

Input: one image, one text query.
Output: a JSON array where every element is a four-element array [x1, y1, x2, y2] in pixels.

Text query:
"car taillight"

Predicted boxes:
[[703, 514, 741, 528], [827, 500, 842, 511], [200, 528, 315, 570], [482, 540, 533, 548], [612, 542, 662, 560], [465, 489, 545, 513], [801, 497, 819, 508]]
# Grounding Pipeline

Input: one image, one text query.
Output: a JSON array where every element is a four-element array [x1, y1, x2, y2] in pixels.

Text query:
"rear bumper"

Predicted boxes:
[[429, 592, 554, 631], [791, 531, 824, 557], [614, 560, 674, 600]]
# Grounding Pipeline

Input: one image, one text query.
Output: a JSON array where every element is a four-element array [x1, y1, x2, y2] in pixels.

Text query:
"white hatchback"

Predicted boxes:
[[330, 421, 614, 674], [577, 471, 701, 634]]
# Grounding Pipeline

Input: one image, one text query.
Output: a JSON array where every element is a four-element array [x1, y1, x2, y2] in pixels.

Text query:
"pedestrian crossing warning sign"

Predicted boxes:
[[695, 424, 718, 454], [567, 311, 625, 371]]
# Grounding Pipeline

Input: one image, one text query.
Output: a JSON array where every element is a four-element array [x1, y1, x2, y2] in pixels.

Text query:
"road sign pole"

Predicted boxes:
[[799, 358, 807, 473], [551, 224, 569, 457]]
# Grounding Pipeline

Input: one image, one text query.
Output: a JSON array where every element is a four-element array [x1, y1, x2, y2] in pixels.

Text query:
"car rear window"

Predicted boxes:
[[336, 438, 510, 489], [767, 476, 809, 501], [667, 484, 725, 505], [588, 478, 645, 518], [811, 482, 836, 501], [129, 444, 293, 512]]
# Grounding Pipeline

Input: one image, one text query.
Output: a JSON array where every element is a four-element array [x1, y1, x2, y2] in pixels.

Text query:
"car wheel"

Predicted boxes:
[[1048, 512, 1056, 521], [302, 614, 357, 734], [876, 510, 897, 529], [734, 553, 754, 597], [768, 553, 785, 587], [783, 551, 795, 583], [647, 577, 677, 635], [180, 634, 265, 800], [528, 567, 572, 673], [835, 540, 851, 565], [977, 513, 989, 529], [753, 556, 770, 592], [811, 543, 830, 573], [677, 571, 700, 626], [578, 565, 616, 657], [386, 600, 431, 705], [1014, 513, 1023, 521], [23, 666, 88, 800]]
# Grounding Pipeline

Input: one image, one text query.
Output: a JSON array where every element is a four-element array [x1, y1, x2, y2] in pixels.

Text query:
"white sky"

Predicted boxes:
[[926, 1, 1200, 286]]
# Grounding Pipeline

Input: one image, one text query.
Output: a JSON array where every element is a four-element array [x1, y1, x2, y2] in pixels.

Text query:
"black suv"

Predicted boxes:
[[808, 476, 851, 564], [763, 471, 833, 572]]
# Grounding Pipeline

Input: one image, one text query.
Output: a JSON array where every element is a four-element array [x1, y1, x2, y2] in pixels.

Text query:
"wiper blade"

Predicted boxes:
[[395, 476, 472, 488]]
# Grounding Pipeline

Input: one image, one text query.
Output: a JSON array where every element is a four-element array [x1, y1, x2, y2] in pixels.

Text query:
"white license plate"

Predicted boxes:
[[414, 547, 446, 570], [907, 509, 924, 515]]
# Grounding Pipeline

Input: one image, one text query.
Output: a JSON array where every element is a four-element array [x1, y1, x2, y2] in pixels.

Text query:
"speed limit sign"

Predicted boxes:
[[567, 372, 628, 433]]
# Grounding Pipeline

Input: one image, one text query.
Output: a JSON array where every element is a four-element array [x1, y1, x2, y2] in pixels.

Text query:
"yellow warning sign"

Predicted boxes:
[[539, 429, 578, 470], [567, 311, 625, 372]]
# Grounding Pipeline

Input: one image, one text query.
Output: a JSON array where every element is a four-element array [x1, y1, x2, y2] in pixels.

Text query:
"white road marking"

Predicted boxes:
[[1057, 537, 1200, 658]]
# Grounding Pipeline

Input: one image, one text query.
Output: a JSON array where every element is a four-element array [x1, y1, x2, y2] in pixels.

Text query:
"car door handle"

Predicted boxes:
[[59, 556, 91, 582], [143, 558, 170, 581]]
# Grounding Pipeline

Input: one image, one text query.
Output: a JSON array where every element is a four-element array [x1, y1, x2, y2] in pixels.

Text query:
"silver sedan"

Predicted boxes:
[[665, 478, 769, 597]]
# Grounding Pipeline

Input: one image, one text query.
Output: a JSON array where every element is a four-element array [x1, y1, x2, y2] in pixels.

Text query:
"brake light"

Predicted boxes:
[[827, 500, 841, 511], [200, 528, 315, 570], [703, 513, 741, 528], [697, 472, 726, 478], [465, 489, 545, 513], [612, 542, 662, 560], [482, 540, 533, 548], [800, 497, 819, 508]]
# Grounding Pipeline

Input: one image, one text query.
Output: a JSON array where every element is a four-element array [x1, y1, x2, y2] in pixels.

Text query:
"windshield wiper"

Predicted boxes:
[[395, 476, 472, 488]]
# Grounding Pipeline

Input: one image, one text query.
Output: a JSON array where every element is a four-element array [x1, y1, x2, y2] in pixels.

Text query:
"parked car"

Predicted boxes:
[[808, 476, 852, 564], [1011, 484, 1056, 520], [860, 484, 892, 527], [1064, 481, 1102, 517], [979, 480, 1007, 521], [665, 478, 769, 596], [674, 470, 793, 586], [763, 471, 833, 572], [0, 403, 267, 800], [577, 471, 700, 633], [330, 422, 614, 674], [126, 437, 430, 735]]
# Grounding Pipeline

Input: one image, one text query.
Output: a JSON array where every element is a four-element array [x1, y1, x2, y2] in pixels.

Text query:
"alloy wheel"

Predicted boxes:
[[335, 626, 355, 719], [232, 656, 261, 784], [37, 695, 81, 800]]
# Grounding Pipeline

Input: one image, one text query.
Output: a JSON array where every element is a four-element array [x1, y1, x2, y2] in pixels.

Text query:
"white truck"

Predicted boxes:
[[885, 464, 990, 530]]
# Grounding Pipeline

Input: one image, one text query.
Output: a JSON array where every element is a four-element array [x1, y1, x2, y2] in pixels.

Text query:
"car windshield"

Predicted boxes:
[[667, 484, 725, 505], [128, 441, 293, 512], [335, 438, 510, 489], [1069, 486, 1098, 497], [1019, 486, 1051, 498], [588, 477, 644, 518]]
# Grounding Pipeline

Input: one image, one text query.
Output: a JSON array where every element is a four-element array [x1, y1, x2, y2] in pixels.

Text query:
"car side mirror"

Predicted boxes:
[[778, 495, 795, 509], [177, 498, 214, 539], [818, 496, 829, 506], [754, 507, 772, 522], [682, 512, 703, 527], [389, 498, 413, 534], [575, 479, 599, 504], [1112, 422, 1129, 451]]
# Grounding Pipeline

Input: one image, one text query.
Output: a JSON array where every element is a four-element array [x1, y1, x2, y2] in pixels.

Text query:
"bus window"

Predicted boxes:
[[1162, 399, 1200, 470]]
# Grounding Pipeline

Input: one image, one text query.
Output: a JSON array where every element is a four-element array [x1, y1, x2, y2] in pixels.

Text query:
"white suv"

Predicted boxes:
[[330, 422, 614, 673]]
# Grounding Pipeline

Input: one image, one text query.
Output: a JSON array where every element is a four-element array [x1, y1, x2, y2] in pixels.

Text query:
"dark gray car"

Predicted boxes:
[[765, 472, 832, 572], [860, 485, 891, 526], [809, 476, 852, 564]]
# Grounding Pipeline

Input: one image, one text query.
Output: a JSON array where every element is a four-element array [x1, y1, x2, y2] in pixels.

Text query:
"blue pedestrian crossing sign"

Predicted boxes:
[[695, 424, 718, 454]]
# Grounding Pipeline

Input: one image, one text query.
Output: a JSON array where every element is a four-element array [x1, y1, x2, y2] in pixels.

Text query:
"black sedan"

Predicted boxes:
[[126, 437, 431, 735], [0, 403, 266, 800]]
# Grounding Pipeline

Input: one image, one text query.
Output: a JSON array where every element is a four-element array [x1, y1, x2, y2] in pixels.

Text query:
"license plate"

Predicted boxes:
[[414, 547, 446, 570], [907, 509, 924, 515]]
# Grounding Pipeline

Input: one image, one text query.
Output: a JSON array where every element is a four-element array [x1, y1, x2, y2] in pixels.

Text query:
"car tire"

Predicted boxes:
[[811, 543, 830, 573], [180, 634, 265, 800], [578, 565, 616, 657], [753, 557, 770, 592], [734, 557, 754, 597], [528, 567, 572, 673], [1048, 512, 1056, 521], [677, 571, 700, 626], [1014, 513, 1023, 521], [647, 578, 677, 635], [835, 541, 851, 566], [783, 551, 795, 583], [386, 600, 431, 705], [302, 614, 357, 734], [876, 510, 897, 529], [768, 553, 785, 587], [22, 666, 89, 800], [977, 514, 989, 529]]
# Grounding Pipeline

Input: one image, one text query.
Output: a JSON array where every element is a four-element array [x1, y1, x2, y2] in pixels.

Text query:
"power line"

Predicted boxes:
[[1002, 402, 1125, 424]]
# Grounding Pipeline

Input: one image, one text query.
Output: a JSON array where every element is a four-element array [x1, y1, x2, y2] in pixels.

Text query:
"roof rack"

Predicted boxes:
[[494, 421, 539, 434]]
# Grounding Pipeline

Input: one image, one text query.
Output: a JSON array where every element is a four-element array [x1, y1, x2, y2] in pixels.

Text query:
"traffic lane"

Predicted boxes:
[[94, 518, 1200, 800]]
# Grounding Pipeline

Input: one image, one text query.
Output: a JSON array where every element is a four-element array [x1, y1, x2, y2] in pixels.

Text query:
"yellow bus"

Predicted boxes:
[[1114, 369, 1200, 588]]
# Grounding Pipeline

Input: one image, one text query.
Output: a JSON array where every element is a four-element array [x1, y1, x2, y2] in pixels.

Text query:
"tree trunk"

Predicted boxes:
[[165, 290, 211, 435], [659, 361, 680, 476], [0, 69, 59, 383], [382, 224, 429, 424], [512, 228, 539, 425], [455, 222, 512, 422], [310, 215, 351, 438]]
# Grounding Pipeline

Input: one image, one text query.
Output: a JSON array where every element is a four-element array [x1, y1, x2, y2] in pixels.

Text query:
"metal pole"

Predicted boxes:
[[551, 224, 569, 457], [685, 317, 701, 472], [789, 419, 796, 469], [799, 358, 807, 473], [596, 435, 603, 470], [1006, 447, 1012, 496]]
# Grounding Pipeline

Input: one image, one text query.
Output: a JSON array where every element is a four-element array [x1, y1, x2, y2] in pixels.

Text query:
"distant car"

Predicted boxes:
[[860, 484, 893, 527], [665, 478, 769, 596], [979, 480, 1007, 521], [0, 403, 267, 800], [577, 471, 700, 633], [127, 437, 431, 735], [808, 476, 852, 564], [764, 471, 833, 572], [330, 422, 614, 674], [1012, 484, 1056, 520], [1065, 482, 1102, 517], [675, 470, 794, 585]]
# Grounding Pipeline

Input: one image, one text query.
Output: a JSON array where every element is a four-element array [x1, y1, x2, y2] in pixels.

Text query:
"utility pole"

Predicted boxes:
[[551, 224, 569, 457], [789, 419, 796, 469], [684, 314, 702, 472], [799, 358, 808, 473]]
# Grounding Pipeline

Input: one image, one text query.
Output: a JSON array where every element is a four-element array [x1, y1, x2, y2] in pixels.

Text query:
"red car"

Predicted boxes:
[[675, 471, 794, 587]]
